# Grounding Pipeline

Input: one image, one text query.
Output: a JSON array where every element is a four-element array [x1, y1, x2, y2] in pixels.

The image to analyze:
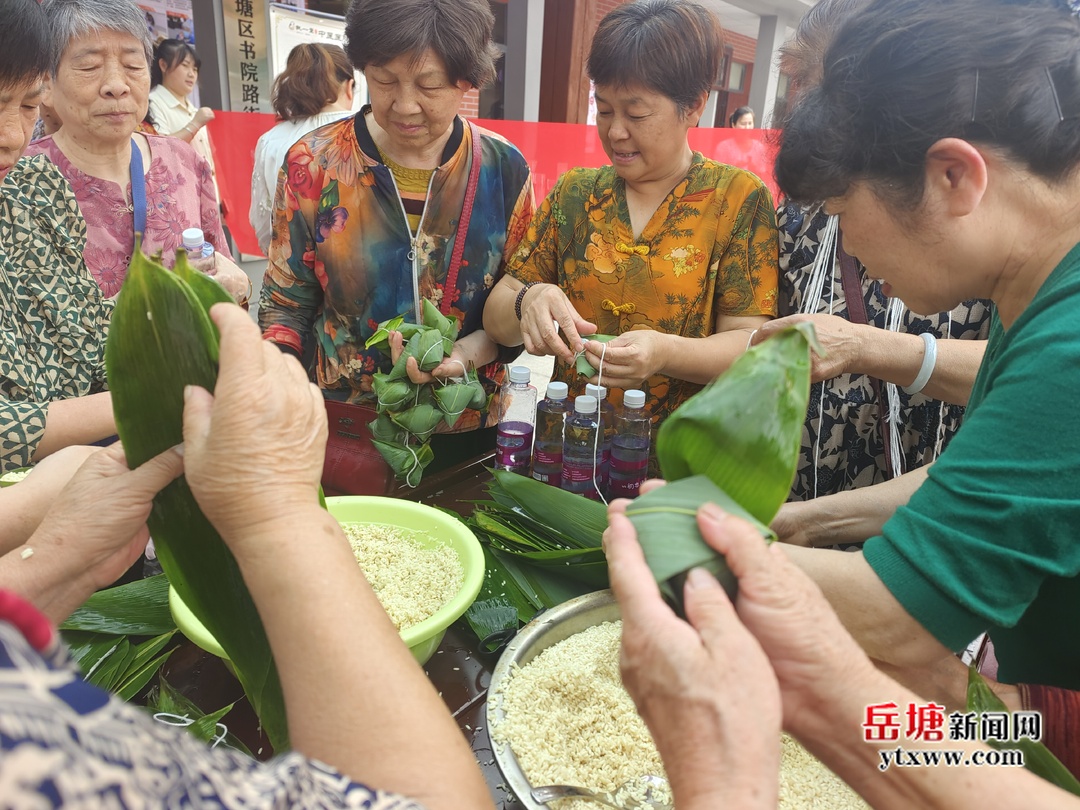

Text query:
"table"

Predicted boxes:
[[163, 453, 526, 807]]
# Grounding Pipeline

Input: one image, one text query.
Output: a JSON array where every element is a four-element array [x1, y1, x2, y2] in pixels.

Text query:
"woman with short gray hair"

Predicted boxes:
[[26, 0, 249, 302]]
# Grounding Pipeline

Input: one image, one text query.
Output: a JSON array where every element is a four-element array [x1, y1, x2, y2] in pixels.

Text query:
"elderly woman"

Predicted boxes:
[[26, 0, 248, 302], [484, 0, 778, 422], [0, 0, 116, 474], [259, 0, 534, 490], [702, 0, 1080, 708], [754, 0, 992, 539]]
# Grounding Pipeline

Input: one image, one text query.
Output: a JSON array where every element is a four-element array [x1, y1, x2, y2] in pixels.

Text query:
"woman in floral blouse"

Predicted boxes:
[[484, 0, 779, 421], [259, 0, 534, 444]]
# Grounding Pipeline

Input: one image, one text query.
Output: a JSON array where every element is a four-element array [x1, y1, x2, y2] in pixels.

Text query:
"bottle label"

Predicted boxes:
[[608, 478, 643, 499], [496, 423, 533, 469], [610, 455, 648, 475], [561, 462, 601, 499], [531, 447, 563, 485]]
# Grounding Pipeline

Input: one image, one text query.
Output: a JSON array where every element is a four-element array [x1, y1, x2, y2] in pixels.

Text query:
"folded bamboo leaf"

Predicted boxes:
[[492, 470, 607, 549], [422, 298, 459, 342], [656, 321, 822, 525], [625, 475, 774, 604], [575, 334, 618, 376], [967, 667, 1080, 796], [464, 598, 520, 650], [373, 372, 413, 414], [61, 574, 175, 636], [466, 379, 488, 410], [364, 314, 405, 351], [435, 382, 474, 428], [391, 403, 444, 442], [415, 329, 449, 372], [369, 413, 407, 445], [173, 250, 232, 351], [373, 439, 434, 487], [106, 244, 288, 751]]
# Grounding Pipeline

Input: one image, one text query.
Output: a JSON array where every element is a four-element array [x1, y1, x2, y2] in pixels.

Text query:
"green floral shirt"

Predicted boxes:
[[0, 156, 112, 471]]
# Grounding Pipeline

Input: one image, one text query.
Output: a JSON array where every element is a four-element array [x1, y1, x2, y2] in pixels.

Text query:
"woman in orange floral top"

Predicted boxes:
[[484, 0, 779, 421]]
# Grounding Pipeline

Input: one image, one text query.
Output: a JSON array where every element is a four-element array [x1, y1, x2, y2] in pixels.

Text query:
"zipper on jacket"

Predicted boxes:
[[386, 167, 440, 323]]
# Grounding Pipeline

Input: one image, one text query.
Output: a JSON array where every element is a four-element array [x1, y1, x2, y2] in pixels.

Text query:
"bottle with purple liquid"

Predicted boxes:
[[607, 389, 651, 499], [584, 384, 615, 493], [494, 365, 536, 475], [531, 381, 568, 485], [561, 395, 602, 500]]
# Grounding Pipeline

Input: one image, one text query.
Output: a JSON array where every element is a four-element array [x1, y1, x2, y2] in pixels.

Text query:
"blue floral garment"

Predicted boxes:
[[778, 203, 993, 501]]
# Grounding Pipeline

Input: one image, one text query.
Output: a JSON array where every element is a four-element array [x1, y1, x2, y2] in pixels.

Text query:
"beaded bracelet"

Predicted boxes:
[[514, 281, 540, 321], [904, 332, 938, 395]]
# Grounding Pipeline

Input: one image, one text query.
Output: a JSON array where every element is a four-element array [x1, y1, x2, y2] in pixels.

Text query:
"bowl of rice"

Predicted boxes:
[[487, 590, 870, 810], [169, 496, 485, 665]]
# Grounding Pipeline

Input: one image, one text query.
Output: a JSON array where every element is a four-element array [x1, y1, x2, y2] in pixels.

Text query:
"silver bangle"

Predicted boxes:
[[904, 332, 938, 394]]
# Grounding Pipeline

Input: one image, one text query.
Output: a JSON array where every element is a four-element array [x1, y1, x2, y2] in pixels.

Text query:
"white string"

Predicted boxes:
[[882, 298, 906, 477], [402, 442, 423, 488], [931, 312, 954, 460], [152, 713, 229, 749], [592, 342, 609, 505]]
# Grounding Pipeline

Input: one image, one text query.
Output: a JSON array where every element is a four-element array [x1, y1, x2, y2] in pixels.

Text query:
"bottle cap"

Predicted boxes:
[[574, 395, 598, 414], [508, 365, 531, 384], [623, 389, 646, 408], [546, 381, 569, 400], [584, 383, 608, 399], [181, 227, 205, 251]]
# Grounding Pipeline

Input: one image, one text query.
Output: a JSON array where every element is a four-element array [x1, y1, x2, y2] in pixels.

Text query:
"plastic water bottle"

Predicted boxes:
[[495, 365, 537, 475], [607, 389, 651, 499], [531, 381, 568, 486], [181, 227, 216, 274], [561, 395, 602, 500], [584, 384, 615, 493]]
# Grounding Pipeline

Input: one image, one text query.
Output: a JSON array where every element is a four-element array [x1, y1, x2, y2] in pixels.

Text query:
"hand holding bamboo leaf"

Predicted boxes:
[[517, 282, 597, 363]]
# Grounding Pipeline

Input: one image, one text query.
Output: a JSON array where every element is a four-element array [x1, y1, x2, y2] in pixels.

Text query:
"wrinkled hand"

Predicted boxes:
[[31, 442, 183, 591], [581, 330, 665, 388], [210, 253, 253, 305], [388, 330, 470, 385], [751, 313, 865, 382], [182, 304, 326, 548], [193, 107, 215, 128], [604, 498, 781, 808], [518, 283, 597, 364], [769, 501, 830, 548], [684, 501, 879, 729]]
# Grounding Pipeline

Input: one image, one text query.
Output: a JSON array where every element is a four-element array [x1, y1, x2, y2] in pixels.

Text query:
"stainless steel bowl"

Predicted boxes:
[[486, 589, 619, 809]]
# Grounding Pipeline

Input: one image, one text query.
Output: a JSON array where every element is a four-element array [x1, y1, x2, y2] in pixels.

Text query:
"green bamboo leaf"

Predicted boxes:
[[63, 631, 123, 679], [61, 574, 175, 636], [149, 674, 251, 755], [115, 647, 176, 702], [364, 314, 406, 351], [492, 470, 607, 549], [173, 249, 232, 354], [575, 334, 618, 376], [966, 667, 1080, 796], [625, 475, 774, 602], [107, 244, 288, 751], [434, 382, 474, 428], [90, 637, 135, 691], [390, 403, 444, 442], [373, 372, 413, 414], [656, 321, 822, 525]]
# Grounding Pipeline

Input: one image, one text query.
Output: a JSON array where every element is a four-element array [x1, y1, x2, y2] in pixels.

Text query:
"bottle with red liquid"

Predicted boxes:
[[607, 389, 651, 499], [560, 395, 602, 500], [494, 365, 537, 475]]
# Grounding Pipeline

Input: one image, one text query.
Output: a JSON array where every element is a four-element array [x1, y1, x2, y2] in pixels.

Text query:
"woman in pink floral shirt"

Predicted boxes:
[[25, 0, 248, 301]]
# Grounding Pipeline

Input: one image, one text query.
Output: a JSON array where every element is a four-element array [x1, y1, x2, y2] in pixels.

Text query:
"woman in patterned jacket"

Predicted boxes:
[[0, 0, 116, 475], [484, 0, 779, 423]]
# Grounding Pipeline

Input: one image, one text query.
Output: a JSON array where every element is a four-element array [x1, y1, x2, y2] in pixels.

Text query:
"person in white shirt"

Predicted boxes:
[[147, 39, 218, 201], [249, 43, 356, 254]]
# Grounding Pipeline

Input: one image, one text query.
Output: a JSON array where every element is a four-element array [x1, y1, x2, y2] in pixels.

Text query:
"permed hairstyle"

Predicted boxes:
[[776, 0, 1080, 209], [40, 0, 152, 76], [272, 43, 353, 121], [151, 38, 200, 88], [345, 0, 497, 89], [0, 0, 55, 89], [729, 106, 754, 126], [587, 0, 723, 115]]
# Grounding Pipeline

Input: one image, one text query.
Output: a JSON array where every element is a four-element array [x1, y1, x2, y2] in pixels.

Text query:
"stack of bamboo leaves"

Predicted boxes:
[[365, 301, 488, 486]]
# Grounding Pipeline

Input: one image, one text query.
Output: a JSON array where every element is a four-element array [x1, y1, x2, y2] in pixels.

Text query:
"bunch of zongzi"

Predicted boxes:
[[365, 300, 488, 486]]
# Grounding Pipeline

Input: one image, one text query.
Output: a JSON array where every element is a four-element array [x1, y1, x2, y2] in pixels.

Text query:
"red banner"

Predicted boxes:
[[207, 112, 779, 258]]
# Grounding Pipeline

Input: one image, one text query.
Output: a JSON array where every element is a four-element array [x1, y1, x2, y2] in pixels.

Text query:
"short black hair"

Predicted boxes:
[[1, 0, 55, 89], [776, 0, 1080, 209], [729, 106, 754, 126], [345, 0, 497, 89], [587, 0, 723, 115]]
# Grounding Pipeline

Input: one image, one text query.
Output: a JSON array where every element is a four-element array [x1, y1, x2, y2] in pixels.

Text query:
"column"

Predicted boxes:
[[748, 13, 788, 128], [504, 0, 547, 121]]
